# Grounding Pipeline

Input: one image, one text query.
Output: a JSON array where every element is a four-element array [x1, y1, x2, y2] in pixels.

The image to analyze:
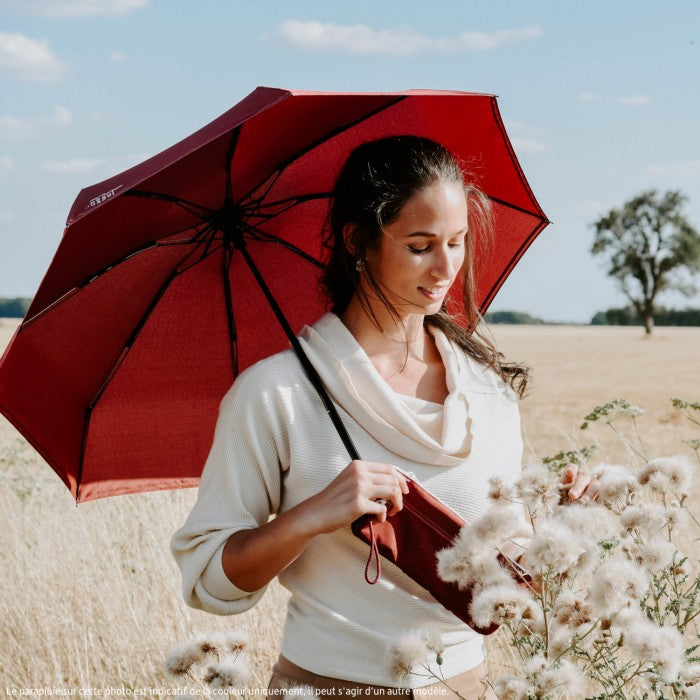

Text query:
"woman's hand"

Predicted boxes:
[[301, 460, 410, 536], [560, 463, 600, 503]]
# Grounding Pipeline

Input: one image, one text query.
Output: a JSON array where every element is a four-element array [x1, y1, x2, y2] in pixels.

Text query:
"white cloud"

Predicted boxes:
[[41, 157, 105, 174], [0, 31, 65, 83], [619, 95, 650, 107], [646, 159, 700, 181], [0, 156, 14, 174], [0, 105, 74, 140], [3, 0, 149, 17], [40, 152, 150, 175], [88, 111, 110, 122], [110, 49, 126, 62], [0, 114, 32, 140], [0, 209, 14, 223], [272, 19, 543, 56], [579, 91, 601, 103], [52, 105, 74, 126]]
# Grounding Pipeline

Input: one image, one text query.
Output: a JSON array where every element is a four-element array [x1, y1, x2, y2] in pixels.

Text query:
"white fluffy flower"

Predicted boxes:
[[165, 639, 205, 677], [619, 503, 668, 536], [469, 583, 538, 628], [666, 503, 689, 530], [594, 463, 639, 507], [203, 655, 252, 689], [554, 501, 619, 541], [472, 505, 523, 545], [525, 520, 586, 573], [639, 455, 694, 496], [538, 659, 587, 699], [625, 620, 684, 682], [516, 464, 560, 513], [436, 523, 512, 590], [553, 591, 594, 629], [419, 625, 445, 655], [681, 662, 700, 689], [624, 535, 677, 572], [388, 629, 429, 681], [588, 555, 649, 618], [487, 475, 515, 502], [492, 675, 533, 700]]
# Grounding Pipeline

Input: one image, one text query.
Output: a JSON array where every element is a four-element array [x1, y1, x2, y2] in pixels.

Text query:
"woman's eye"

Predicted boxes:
[[408, 242, 463, 255]]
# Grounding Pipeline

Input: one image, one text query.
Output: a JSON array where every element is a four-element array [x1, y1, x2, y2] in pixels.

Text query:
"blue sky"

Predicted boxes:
[[1, 0, 698, 322]]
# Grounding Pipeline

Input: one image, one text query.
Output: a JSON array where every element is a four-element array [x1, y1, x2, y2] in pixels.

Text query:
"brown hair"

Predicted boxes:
[[320, 135, 530, 398]]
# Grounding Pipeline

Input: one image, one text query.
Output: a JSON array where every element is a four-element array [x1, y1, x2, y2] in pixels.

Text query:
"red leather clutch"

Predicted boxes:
[[350, 471, 531, 635]]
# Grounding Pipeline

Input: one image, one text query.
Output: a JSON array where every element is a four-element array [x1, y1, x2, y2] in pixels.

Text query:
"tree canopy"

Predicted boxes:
[[591, 189, 700, 334]]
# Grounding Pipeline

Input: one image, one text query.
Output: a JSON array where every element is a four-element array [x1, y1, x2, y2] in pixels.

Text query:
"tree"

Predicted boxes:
[[591, 189, 700, 334]]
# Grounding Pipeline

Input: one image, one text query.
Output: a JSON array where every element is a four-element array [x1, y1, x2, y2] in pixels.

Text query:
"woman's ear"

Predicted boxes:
[[342, 222, 360, 258]]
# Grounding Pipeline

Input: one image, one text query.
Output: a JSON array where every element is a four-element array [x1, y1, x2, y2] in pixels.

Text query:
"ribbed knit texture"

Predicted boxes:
[[170, 312, 529, 687]]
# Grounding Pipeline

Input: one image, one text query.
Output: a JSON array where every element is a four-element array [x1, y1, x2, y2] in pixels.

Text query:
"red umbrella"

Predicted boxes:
[[0, 87, 548, 503]]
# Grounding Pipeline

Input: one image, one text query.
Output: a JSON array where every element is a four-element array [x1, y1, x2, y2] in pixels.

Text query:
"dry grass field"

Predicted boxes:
[[1, 317, 698, 694]]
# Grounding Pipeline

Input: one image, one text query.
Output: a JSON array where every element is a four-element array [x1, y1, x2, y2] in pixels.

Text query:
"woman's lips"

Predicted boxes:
[[418, 286, 449, 301]]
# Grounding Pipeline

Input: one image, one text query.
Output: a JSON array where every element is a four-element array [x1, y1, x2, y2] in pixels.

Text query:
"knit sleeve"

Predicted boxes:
[[170, 362, 287, 616]]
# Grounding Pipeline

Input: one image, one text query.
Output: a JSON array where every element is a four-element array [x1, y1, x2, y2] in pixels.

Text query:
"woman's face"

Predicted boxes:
[[364, 178, 468, 319]]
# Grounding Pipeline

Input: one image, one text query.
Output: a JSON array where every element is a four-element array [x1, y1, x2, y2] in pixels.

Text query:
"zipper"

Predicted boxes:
[[400, 498, 455, 542], [393, 465, 465, 526]]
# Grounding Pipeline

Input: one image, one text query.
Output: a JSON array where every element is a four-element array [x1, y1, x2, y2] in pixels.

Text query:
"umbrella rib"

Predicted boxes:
[[222, 244, 238, 378], [21, 231, 198, 329], [237, 96, 408, 207], [238, 221, 327, 271], [242, 192, 334, 222], [125, 189, 215, 218], [486, 194, 550, 222], [225, 126, 242, 205]]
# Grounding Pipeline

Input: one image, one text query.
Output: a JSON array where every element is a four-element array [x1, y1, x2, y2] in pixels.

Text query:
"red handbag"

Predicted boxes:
[[350, 469, 532, 635]]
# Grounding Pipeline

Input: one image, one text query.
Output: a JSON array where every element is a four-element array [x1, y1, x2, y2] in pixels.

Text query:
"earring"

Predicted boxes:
[[355, 258, 365, 272]]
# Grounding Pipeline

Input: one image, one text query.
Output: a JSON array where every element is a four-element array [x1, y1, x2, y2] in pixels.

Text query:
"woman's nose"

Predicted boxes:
[[431, 245, 456, 278]]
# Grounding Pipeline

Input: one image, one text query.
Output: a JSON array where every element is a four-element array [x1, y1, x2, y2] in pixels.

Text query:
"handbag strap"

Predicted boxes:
[[238, 245, 381, 583]]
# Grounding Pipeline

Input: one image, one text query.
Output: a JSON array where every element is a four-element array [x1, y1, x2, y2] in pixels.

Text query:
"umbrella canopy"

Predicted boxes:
[[0, 87, 548, 502]]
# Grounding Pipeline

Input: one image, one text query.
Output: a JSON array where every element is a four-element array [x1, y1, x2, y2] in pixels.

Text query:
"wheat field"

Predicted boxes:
[[1, 318, 698, 694]]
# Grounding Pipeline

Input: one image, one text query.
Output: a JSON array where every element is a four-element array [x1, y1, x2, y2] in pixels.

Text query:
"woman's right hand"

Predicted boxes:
[[302, 460, 410, 536]]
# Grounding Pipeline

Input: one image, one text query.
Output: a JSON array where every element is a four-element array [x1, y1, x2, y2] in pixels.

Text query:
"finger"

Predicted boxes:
[[561, 464, 578, 485], [367, 473, 409, 497], [366, 463, 410, 492], [370, 485, 403, 513], [568, 471, 591, 500], [579, 479, 601, 502]]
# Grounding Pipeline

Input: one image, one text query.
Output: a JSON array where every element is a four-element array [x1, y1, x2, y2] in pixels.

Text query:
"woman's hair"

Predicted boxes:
[[320, 135, 530, 398]]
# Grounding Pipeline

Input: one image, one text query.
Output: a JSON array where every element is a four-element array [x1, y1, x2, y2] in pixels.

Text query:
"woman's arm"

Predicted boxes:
[[220, 460, 409, 592]]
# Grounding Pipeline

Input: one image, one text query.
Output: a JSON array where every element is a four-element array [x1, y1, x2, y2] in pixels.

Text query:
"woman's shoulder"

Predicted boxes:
[[219, 347, 307, 413]]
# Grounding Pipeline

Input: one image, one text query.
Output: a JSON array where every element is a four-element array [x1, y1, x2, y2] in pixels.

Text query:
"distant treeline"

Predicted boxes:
[[1, 298, 698, 326], [591, 306, 700, 326], [484, 310, 546, 324], [0, 297, 31, 317]]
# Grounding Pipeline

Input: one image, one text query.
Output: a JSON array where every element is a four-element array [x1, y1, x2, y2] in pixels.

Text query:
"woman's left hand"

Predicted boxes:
[[560, 463, 600, 503]]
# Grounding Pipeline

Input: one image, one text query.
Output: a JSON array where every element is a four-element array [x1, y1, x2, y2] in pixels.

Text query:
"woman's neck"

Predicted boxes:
[[339, 295, 434, 366]]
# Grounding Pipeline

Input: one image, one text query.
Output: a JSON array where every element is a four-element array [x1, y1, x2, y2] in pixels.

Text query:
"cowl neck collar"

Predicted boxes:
[[298, 312, 486, 466]]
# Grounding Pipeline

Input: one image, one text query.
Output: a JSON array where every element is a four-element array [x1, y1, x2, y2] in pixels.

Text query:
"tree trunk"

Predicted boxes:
[[643, 314, 654, 335]]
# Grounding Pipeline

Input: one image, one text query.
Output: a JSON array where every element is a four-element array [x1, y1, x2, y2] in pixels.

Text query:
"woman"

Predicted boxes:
[[170, 136, 598, 698]]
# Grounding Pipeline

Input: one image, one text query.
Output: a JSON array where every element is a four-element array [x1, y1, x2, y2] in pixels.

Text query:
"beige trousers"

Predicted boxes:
[[267, 654, 497, 699]]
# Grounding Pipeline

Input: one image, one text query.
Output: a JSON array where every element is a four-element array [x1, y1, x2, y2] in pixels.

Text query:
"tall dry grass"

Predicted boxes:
[[1, 318, 698, 692]]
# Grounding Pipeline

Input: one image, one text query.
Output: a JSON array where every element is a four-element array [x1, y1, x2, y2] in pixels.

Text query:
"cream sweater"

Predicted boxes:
[[170, 312, 528, 687]]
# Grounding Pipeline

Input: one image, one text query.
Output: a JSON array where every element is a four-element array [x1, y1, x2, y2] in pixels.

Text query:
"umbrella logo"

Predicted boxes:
[[88, 185, 123, 209]]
